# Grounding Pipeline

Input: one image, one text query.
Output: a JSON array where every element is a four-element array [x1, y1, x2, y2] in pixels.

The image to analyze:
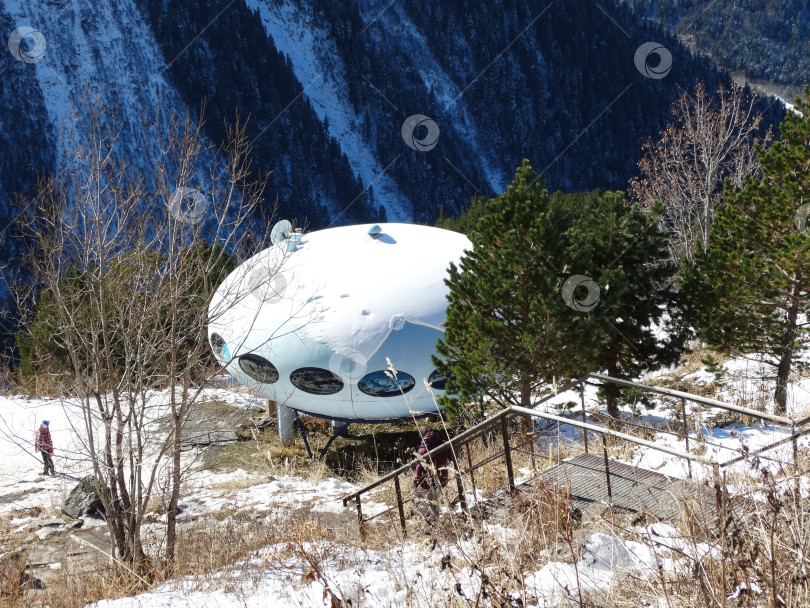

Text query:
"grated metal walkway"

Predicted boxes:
[[537, 454, 717, 522]]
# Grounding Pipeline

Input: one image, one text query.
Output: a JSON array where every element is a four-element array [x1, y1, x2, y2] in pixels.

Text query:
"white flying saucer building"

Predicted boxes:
[[207, 222, 471, 441]]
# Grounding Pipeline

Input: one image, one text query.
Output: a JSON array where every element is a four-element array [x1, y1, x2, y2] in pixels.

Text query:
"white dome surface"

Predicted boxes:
[[208, 223, 471, 420]]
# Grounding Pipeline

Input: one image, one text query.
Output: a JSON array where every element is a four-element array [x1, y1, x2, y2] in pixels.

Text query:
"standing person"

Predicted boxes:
[[34, 420, 55, 476], [412, 430, 450, 525]]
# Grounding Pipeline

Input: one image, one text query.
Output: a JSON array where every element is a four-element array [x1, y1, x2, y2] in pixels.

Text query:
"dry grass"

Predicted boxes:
[[331, 418, 810, 607], [0, 504, 365, 608], [200, 428, 310, 475], [6, 400, 810, 608]]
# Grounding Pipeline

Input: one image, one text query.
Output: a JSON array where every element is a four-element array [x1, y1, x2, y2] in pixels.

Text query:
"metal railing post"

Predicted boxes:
[[501, 413, 516, 492], [580, 382, 588, 454], [355, 496, 365, 538], [466, 443, 477, 500], [682, 397, 692, 479], [455, 462, 467, 514], [793, 425, 799, 469], [393, 474, 407, 533], [602, 434, 612, 502], [793, 425, 800, 508]]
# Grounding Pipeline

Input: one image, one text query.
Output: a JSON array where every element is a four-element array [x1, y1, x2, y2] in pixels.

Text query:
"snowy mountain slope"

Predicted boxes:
[[140, 0, 384, 226], [360, 0, 507, 194], [1, 0, 188, 177], [245, 0, 519, 220], [245, 0, 412, 222], [0, 0, 785, 239], [619, 0, 810, 88]]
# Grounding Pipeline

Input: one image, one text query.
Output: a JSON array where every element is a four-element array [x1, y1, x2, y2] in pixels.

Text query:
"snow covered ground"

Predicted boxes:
[[537, 352, 810, 483], [1, 352, 808, 607], [0, 386, 258, 516], [87, 525, 709, 608]]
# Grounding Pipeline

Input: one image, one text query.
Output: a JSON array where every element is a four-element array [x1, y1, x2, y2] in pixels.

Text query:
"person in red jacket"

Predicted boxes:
[[412, 430, 450, 525], [34, 420, 55, 476]]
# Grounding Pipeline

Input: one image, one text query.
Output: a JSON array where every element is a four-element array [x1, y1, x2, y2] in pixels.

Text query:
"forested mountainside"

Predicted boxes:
[[139, 0, 752, 226], [620, 0, 810, 88], [1, 0, 784, 243]]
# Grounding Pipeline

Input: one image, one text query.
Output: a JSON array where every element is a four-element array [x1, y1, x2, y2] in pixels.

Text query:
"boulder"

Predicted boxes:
[[181, 430, 239, 446], [62, 477, 104, 519]]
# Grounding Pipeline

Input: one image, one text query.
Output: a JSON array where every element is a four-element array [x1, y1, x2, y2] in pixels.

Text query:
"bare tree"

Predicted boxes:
[[7, 91, 284, 570], [628, 83, 771, 267]]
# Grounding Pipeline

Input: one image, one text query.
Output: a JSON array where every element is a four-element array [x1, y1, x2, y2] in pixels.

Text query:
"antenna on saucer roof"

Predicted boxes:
[[270, 220, 293, 245]]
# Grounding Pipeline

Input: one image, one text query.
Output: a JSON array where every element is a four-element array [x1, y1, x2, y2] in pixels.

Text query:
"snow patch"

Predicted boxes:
[[246, 0, 412, 222]]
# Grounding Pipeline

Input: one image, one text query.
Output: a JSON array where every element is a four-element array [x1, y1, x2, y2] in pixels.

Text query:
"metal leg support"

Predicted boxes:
[[294, 411, 314, 459], [294, 413, 351, 460], [318, 422, 351, 460]]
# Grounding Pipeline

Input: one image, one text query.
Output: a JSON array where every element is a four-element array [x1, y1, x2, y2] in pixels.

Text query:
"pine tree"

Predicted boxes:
[[434, 161, 585, 424], [682, 87, 810, 415], [564, 192, 686, 419], [435, 194, 489, 235], [435, 162, 685, 424]]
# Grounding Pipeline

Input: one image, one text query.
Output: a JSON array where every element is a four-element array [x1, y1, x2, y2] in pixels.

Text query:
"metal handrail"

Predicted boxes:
[[510, 405, 710, 464], [342, 373, 807, 531], [719, 425, 810, 467], [341, 408, 510, 506], [585, 373, 796, 426]]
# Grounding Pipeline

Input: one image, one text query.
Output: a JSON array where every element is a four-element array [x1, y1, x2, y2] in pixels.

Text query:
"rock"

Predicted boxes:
[[252, 417, 275, 429], [35, 526, 62, 540], [26, 543, 67, 567], [78, 514, 106, 529], [62, 477, 104, 519], [20, 572, 44, 590], [28, 517, 66, 529], [0, 544, 29, 591], [181, 430, 239, 446]]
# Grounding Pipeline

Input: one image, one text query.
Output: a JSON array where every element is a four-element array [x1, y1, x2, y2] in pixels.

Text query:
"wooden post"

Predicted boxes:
[[393, 474, 407, 533], [682, 397, 692, 480], [580, 382, 588, 454], [501, 413, 515, 492], [266, 399, 277, 418], [556, 418, 561, 461], [720, 471, 728, 608], [602, 434, 612, 502]]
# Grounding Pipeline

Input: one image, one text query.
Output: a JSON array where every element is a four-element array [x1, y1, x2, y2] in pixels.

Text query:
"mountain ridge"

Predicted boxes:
[[1, 0, 786, 238]]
